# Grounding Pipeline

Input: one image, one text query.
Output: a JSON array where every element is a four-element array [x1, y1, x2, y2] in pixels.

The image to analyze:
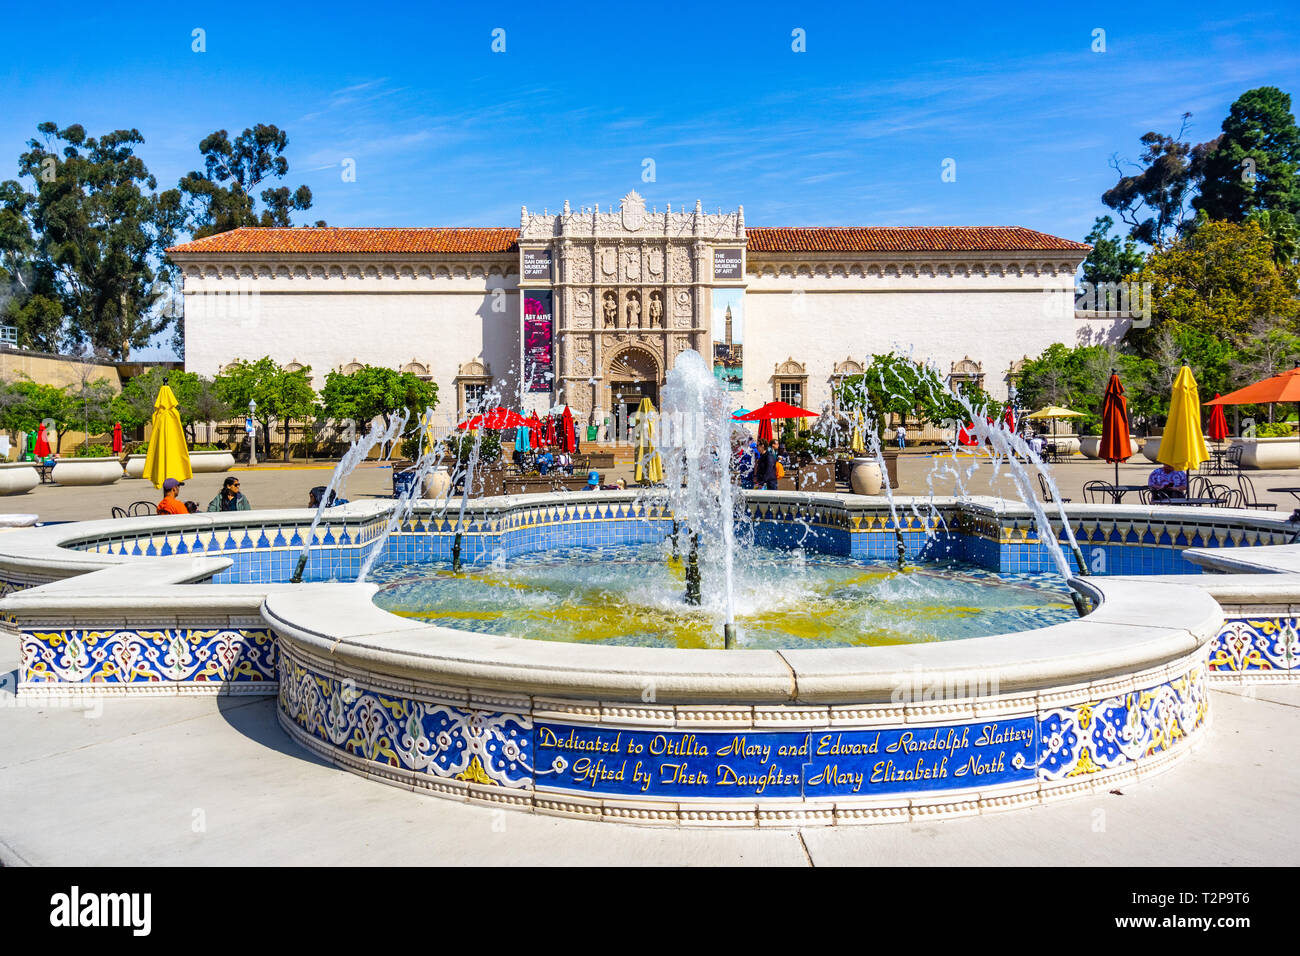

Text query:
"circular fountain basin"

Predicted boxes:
[[370, 545, 1074, 649]]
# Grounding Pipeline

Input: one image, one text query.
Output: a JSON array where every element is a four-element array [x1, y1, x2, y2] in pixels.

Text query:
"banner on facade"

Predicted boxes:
[[523, 290, 554, 393], [711, 288, 744, 392], [522, 249, 552, 281]]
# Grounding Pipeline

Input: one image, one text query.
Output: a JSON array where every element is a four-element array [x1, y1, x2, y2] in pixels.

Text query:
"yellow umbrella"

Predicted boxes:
[[634, 396, 663, 484], [143, 382, 192, 489], [1025, 406, 1083, 441], [850, 413, 865, 454], [1158, 365, 1210, 472]]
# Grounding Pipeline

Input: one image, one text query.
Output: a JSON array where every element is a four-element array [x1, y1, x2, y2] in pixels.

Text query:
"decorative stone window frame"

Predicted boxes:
[[455, 359, 493, 418], [772, 357, 808, 407], [401, 359, 432, 380], [340, 358, 365, 375], [828, 357, 865, 411], [284, 359, 305, 374], [949, 356, 985, 392]]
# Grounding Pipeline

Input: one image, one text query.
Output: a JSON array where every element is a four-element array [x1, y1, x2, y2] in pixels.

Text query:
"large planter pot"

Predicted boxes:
[[0, 462, 39, 495], [850, 458, 883, 496], [1079, 437, 1100, 459], [190, 449, 235, 473], [124, 454, 146, 478], [1233, 436, 1300, 470], [52, 457, 123, 486], [422, 467, 452, 499], [1142, 437, 1162, 462], [794, 460, 835, 492]]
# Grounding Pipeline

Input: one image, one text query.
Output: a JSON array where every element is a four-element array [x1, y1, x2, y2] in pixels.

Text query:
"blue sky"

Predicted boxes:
[[2, 1, 1299, 356]]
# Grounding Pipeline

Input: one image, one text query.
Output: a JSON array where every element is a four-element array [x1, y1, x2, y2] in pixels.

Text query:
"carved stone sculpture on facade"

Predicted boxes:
[[648, 291, 663, 328], [603, 292, 618, 328]]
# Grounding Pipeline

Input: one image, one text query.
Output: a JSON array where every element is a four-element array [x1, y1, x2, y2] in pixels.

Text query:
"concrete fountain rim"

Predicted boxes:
[[0, 490, 1273, 704]]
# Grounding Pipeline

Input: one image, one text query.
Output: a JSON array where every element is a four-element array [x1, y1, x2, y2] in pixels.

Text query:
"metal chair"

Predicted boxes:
[[127, 500, 156, 517], [110, 506, 128, 519], [1211, 484, 1244, 509], [1082, 480, 1115, 504], [1038, 472, 1070, 503], [1188, 475, 1216, 499], [1226, 445, 1243, 471], [1236, 473, 1278, 511]]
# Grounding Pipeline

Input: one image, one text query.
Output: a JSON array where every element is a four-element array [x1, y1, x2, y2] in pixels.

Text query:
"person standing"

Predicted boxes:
[[207, 476, 251, 512], [156, 478, 188, 515], [896, 424, 907, 449], [754, 439, 779, 490]]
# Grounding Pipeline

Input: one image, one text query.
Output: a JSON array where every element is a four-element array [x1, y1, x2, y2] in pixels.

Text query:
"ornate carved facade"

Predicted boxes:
[[518, 191, 745, 423]]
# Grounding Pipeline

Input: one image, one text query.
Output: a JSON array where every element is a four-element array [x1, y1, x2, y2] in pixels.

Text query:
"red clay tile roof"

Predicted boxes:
[[167, 227, 519, 255], [167, 225, 1088, 256], [745, 226, 1090, 253]]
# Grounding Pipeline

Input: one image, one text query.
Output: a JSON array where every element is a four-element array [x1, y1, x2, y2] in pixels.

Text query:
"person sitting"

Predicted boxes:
[[184, 500, 200, 514], [207, 476, 251, 512], [537, 450, 555, 475], [585, 470, 601, 490], [556, 450, 573, 475], [308, 485, 348, 509], [1147, 463, 1188, 500], [156, 478, 188, 515]]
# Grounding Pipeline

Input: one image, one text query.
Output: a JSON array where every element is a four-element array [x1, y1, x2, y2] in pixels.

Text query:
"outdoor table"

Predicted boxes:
[[36, 462, 55, 484], [1155, 497, 1224, 507], [1267, 487, 1300, 504], [1207, 448, 1229, 474], [1105, 484, 1149, 504]]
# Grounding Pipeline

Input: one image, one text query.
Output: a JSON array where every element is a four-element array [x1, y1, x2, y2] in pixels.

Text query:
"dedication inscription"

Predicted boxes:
[[533, 719, 1036, 799]]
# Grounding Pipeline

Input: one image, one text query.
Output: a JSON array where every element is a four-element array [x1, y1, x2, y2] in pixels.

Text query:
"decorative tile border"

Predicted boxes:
[[275, 640, 1209, 826], [19, 627, 277, 693], [1208, 616, 1299, 678]]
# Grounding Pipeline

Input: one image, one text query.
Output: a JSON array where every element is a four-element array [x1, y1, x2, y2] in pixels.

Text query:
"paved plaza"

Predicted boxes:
[[4, 450, 1300, 523], [1, 451, 1298, 865]]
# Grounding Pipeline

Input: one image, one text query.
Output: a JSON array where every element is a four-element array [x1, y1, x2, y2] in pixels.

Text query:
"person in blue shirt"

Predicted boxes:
[[537, 450, 554, 475]]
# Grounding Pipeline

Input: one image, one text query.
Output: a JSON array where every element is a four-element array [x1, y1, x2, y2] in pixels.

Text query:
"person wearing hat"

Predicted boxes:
[[157, 478, 188, 515], [585, 470, 600, 490]]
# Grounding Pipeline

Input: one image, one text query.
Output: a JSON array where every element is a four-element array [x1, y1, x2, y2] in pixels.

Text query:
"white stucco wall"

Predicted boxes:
[[740, 271, 1077, 408], [183, 268, 519, 426]]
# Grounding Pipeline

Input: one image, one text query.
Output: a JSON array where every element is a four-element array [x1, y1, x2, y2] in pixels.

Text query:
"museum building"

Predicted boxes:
[[168, 191, 1103, 430]]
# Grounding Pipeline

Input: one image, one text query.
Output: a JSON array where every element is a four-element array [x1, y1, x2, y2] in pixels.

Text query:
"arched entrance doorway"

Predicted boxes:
[[607, 347, 660, 442]]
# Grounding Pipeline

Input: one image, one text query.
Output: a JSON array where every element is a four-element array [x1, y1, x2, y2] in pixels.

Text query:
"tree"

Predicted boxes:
[[179, 125, 319, 240], [1133, 215, 1300, 343], [1103, 115, 1216, 248], [1246, 209, 1300, 266], [1194, 87, 1300, 223], [5, 123, 184, 359], [113, 367, 229, 443], [1080, 215, 1145, 288], [319, 365, 439, 454], [4, 380, 72, 452], [833, 353, 962, 438], [66, 346, 117, 453], [0, 180, 66, 351], [213, 358, 317, 460]]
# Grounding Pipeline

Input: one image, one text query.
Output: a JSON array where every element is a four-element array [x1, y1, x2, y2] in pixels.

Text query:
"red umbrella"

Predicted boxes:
[[525, 412, 542, 450], [1100, 371, 1133, 486], [561, 406, 577, 453], [1206, 395, 1229, 443], [758, 418, 775, 444], [457, 407, 529, 430], [33, 424, 51, 458], [1003, 405, 1016, 432], [543, 415, 557, 447], [737, 401, 818, 422], [112, 422, 123, 454]]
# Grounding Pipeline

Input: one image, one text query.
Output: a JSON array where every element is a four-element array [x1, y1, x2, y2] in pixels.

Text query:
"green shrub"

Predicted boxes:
[[1256, 422, 1294, 438], [73, 444, 111, 458]]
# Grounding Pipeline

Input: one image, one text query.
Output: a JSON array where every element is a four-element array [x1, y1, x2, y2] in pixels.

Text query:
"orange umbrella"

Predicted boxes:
[[1100, 371, 1133, 486], [1206, 395, 1229, 443], [1206, 364, 1300, 454]]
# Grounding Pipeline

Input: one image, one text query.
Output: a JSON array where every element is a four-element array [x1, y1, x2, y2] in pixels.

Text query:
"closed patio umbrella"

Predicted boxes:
[[1206, 395, 1229, 444], [33, 424, 50, 459], [112, 422, 123, 455], [1158, 366, 1210, 472], [1099, 371, 1133, 487], [456, 407, 529, 430], [634, 397, 663, 484], [561, 405, 577, 453], [144, 381, 192, 489]]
